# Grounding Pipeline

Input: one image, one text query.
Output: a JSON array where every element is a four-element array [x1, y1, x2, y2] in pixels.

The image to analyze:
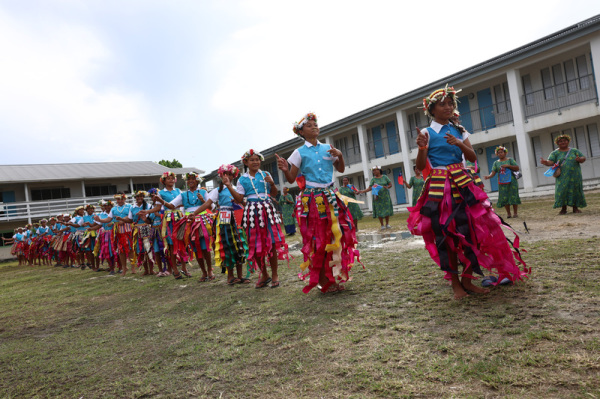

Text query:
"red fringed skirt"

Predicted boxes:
[[407, 163, 529, 283]]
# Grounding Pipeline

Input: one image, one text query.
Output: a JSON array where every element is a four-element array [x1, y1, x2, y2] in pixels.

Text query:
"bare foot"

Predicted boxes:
[[462, 279, 490, 294]]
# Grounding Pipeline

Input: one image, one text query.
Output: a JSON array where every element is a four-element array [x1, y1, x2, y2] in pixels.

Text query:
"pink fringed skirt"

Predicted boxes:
[[241, 198, 289, 271], [296, 187, 361, 293], [407, 163, 529, 283]]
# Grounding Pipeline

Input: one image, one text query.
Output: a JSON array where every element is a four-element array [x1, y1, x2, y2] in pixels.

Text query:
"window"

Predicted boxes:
[[407, 111, 423, 148], [31, 187, 71, 201], [522, 74, 534, 105], [541, 68, 554, 100], [588, 123, 600, 157], [261, 161, 279, 185], [85, 185, 117, 197], [531, 136, 543, 166], [335, 137, 349, 158], [351, 133, 361, 155], [564, 59, 577, 93], [494, 82, 510, 113], [576, 55, 590, 89], [552, 64, 565, 97], [574, 126, 587, 153], [133, 183, 155, 192], [386, 121, 400, 154]]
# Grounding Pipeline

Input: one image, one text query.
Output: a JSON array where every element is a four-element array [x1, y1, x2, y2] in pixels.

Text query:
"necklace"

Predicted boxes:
[[249, 169, 268, 200], [185, 189, 202, 207]]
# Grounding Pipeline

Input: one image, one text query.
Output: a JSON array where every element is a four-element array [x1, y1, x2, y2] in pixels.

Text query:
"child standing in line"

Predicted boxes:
[[276, 113, 360, 293], [223, 151, 288, 288]]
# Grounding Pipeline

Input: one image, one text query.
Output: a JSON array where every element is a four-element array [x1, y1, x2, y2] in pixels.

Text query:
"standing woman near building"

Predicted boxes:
[[484, 146, 521, 218], [405, 166, 425, 206], [128, 191, 154, 275], [357, 166, 394, 230], [82, 204, 99, 270], [540, 134, 587, 214], [338, 176, 363, 230], [190, 164, 248, 285], [223, 150, 288, 289], [277, 113, 360, 293], [280, 186, 297, 236], [95, 193, 134, 276], [408, 85, 528, 300]]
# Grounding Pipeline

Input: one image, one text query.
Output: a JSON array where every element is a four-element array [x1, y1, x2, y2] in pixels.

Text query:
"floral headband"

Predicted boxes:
[[25, 224, 32, 228], [134, 190, 148, 197], [147, 188, 158, 196], [105, 200, 114, 207], [218, 164, 240, 178], [182, 172, 203, 182], [113, 193, 127, 200], [241, 149, 264, 162], [495, 146, 508, 154], [40, 219, 48, 223], [85, 204, 95, 210], [293, 113, 317, 135], [422, 84, 461, 118], [371, 165, 382, 171], [74, 206, 85, 212], [160, 171, 177, 183], [49, 217, 57, 222], [554, 134, 571, 144]]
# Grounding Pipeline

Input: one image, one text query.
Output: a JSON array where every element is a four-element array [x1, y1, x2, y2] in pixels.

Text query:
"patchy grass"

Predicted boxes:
[[0, 194, 599, 398]]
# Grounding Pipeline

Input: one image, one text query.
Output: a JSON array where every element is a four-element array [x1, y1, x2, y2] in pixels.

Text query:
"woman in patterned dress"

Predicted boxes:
[[358, 166, 394, 230], [484, 146, 521, 218], [540, 134, 587, 214], [405, 166, 425, 206], [280, 187, 296, 236], [338, 176, 363, 230]]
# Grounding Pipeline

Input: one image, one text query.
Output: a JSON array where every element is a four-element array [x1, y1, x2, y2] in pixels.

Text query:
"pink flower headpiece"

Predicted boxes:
[[422, 84, 461, 118], [160, 171, 177, 183], [218, 164, 240, 178]]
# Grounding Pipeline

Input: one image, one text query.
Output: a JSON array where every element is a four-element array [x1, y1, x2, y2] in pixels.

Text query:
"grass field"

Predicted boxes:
[[0, 193, 599, 398]]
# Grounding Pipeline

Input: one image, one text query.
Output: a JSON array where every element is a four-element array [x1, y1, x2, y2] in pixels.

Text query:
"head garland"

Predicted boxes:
[[554, 134, 571, 144], [495, 146, 508, 155], [147, 188, 158, 196], [63, 214, 70, 218], [49, 217, 57, 222], [422, 84, 461, 118], [97, 199, 106, 206], [85, 204, 95, 210], [371, 165, 382, 172], [33, 223, 39, 227], [160, 171, 177, 184], [40, 219, 48, 223], [134, 190, 148, 198], [241, 149, 264, 162], [113, 193, 127, 200], [183, 172, 203, 182], [105, 200, 114, 207], [57, 214, 64, 219], [17, 226, 23, 230], [218, 164, 240, 179], [293, 113, 317, 136], [25, 224, 32, 229]]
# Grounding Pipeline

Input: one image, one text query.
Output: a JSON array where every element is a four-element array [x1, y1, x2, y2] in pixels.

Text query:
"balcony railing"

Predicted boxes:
[[458, 100, 513, 133], [522, 74, 598, 118], [340, 145, 363, 165], [367, 134, 401, 160], [0, 195, 114, 223]]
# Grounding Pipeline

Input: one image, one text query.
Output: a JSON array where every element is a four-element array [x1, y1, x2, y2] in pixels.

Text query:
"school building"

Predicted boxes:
[[204, 14, 600, 212], [0, 162, 204, 238]]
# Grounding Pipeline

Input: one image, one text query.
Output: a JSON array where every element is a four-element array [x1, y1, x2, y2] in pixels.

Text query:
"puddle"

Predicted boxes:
[[287, 231, 418, 251]]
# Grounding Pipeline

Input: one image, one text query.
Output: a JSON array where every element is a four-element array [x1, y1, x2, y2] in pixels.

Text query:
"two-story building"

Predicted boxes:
[[204, 14, 600, 212]]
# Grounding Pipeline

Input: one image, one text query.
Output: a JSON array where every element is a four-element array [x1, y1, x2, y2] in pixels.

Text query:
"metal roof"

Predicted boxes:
[[0, 161, 200, 183], [170, 167, 206, 176]]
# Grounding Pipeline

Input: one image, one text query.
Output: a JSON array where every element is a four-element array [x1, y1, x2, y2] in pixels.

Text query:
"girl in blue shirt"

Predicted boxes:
[[222, 151, 288, 289], [95, 193, 134, 276], [277, 113, 360, 294], [141, 172, 184, 279], [127, 191, 156, 276], [81, 205, 99, 270], [409, 85, 528, 300], [191, 164, 249, 285]]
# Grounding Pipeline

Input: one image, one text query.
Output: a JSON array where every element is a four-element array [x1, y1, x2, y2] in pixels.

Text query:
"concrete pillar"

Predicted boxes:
[[590, 35, 600, 103], [24, 183, 31, 224], [396, 110, 413, 201], [277, 168, 286, 192], [129, 178, 134, 194], [506, 68, 535, 191], [81, 181, 86, 200], [356, 124, 372, 209]]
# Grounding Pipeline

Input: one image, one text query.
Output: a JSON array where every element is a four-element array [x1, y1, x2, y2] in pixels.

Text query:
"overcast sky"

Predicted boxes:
[[2, 0, 600, 173]]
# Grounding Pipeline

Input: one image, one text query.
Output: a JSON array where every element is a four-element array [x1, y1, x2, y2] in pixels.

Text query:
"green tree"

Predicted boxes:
[[158, 159, 183, 168]]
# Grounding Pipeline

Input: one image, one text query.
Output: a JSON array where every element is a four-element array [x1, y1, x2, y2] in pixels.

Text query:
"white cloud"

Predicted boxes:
[[0, 6, 156, 163]]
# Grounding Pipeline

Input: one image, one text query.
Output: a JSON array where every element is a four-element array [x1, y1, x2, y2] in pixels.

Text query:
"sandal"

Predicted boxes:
[[270, 280, 280, 288], [174, 273, 183, 280], [228, 278, 241, 285], [208, 275, 216, 281], [255, 278, 272, 289], [239, 278, 251, 284], [181, 270, 191, 278], [198, 276, 208, 282]]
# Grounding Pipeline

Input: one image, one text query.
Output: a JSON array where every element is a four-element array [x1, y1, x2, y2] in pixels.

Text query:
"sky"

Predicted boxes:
[[2, 0, 600, 173]]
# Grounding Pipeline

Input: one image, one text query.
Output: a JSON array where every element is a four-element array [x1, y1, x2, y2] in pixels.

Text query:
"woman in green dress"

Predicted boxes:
[[280, 187, 296, 236], [338, 176, 363, 230], [540, 134, 587, 214], [358, 166, 394, 230], [405, 166, 425, 206], [484, 146, 521, 218]]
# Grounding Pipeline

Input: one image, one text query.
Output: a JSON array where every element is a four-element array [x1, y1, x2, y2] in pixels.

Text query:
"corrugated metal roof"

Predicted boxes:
[[170, 167, 206, 176], [0, 161, 186, 183]]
